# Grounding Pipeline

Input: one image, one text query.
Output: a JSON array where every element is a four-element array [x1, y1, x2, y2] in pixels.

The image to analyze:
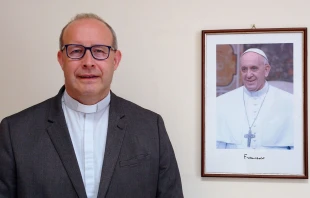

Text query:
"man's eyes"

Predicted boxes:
[[241, 67, 258, 72], [93, 49, 108, 54], [72, 49, 83, 53]]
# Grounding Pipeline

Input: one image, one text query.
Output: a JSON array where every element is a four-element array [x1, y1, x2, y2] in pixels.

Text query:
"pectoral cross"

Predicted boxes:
[[244, 129, 255, 147]]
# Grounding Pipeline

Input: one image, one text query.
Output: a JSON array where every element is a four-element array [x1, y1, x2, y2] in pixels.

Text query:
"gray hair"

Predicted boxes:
[[59, 13, 118, 50], [260, 56, 269, 66]]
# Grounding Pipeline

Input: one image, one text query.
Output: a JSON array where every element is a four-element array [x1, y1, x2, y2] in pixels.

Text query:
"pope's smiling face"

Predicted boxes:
[[240, 52, 270, 92]]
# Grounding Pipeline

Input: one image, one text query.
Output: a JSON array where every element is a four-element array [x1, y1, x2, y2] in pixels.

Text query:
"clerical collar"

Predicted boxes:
[[243, 81, 269, 97], [62, 90, 110, 114]]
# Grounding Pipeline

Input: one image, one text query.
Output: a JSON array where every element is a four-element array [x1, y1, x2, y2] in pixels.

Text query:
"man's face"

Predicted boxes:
[[240, 52, 270, 92], [57, 18, 121, 104]]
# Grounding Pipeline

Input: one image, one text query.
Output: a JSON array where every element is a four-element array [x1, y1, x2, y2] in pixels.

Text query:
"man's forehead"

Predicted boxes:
[[63, 19, 112, 41]]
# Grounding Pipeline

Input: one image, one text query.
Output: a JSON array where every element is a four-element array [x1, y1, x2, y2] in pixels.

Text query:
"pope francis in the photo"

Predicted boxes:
[[216, 48, 294, 149]]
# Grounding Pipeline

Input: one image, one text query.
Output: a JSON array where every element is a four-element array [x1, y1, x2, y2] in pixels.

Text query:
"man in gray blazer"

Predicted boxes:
[[0, 13, 183, 198]]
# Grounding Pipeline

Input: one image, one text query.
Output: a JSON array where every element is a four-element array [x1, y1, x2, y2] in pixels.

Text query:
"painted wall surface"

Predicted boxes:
[[0, 0, 309, 197]]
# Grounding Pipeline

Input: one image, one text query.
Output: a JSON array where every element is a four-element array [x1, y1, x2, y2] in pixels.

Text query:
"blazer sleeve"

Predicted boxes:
[[156, 115, 183, 198], [0, 118, 17, 198]]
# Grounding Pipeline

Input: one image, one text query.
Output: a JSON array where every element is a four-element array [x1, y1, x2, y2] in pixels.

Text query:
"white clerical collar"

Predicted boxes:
[[62, 90, 110, 114], [243, 81, 269, 97]]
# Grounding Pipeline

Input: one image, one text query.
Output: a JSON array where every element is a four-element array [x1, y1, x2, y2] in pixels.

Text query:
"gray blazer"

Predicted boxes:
[[0, 87, 183, 198]]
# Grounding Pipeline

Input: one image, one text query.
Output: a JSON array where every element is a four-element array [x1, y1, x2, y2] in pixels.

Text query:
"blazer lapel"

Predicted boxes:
[[97, 92, 127, 197], [46, 86, 87, 198]]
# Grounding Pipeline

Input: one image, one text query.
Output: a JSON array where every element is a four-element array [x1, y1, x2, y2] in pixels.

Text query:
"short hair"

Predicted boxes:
[[262, 57, 269, 65], [59, 13, 118, 50]]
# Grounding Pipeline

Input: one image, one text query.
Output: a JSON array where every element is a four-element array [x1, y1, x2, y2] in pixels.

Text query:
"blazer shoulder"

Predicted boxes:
[[113, 94, 160, 119], [3, 96, 55, 124]]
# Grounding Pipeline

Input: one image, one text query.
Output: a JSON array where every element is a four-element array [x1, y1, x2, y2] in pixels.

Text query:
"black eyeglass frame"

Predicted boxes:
[[61, 44, 117, 60]]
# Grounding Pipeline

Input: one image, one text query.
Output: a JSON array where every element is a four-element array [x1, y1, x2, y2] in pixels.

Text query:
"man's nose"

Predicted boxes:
[[82, 49, 95, 67], [246, 70, 253, 78]]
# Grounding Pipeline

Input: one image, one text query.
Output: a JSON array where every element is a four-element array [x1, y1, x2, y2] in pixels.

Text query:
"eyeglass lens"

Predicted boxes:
[[67, 45, 110, 59]]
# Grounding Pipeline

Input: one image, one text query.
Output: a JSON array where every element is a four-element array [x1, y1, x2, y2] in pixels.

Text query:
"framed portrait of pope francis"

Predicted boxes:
[[201, 28, 308, 178]]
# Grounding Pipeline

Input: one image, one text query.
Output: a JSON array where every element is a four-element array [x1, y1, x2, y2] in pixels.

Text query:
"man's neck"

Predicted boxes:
[[66, 90, 110, 105], [62, 90, 111, 113], [244, 82, 269, 97]]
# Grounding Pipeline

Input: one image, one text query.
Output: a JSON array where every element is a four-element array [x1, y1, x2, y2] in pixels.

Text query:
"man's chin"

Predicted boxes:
[[79, 89, 99, 96], [79, 87, 109, 98], [245, 85, 257, 92]]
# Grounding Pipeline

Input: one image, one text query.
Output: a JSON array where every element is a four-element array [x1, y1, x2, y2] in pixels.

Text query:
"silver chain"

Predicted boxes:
[[243, 85, 269, 131]]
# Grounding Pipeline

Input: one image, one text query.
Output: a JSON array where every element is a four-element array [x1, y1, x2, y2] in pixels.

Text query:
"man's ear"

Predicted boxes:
[[264, 64, 271, 77], [113, 50, 122, 71], [57, 50, 65, 70]]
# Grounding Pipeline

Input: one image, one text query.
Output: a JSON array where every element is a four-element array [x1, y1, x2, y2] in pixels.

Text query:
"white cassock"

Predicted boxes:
[[216, 82, 294, 149]]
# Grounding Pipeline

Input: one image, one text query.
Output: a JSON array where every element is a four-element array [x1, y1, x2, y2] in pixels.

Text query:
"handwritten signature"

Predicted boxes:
[[244, 154, 265, 160]]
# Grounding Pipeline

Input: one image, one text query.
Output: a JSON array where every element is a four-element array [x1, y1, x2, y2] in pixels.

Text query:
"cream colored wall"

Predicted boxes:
[[0, 0, 309, 197]]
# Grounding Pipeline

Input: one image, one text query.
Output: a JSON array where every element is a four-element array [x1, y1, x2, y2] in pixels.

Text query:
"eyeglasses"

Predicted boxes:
[[61, 44, 116, 60]]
